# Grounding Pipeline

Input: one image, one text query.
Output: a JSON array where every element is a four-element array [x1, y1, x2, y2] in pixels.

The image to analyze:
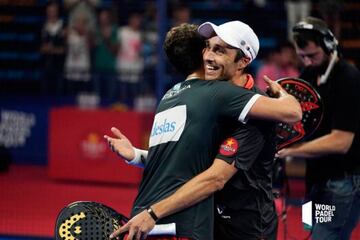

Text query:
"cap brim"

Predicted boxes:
[[198, 22, 238, 49], [198, 22, 218, 38]]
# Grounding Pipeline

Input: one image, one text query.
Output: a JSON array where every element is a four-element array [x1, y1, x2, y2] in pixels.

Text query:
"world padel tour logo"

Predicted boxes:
[[302, 201, 336, 230], [219, 137, 239, 156]]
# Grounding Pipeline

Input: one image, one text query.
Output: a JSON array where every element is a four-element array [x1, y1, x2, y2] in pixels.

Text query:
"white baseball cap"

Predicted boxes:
[[198, 21, 260, 62]]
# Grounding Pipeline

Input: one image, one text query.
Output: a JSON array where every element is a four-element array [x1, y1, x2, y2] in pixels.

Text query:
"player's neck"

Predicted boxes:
[[185, 70, 204, 81], [232, 73, 248, 87]]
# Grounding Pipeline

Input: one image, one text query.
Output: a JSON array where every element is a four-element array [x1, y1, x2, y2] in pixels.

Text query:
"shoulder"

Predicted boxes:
[[251, 86, 267, 96], [207, 80, 245, 90], [336, 60, 360, 87], [337, 60, 359, 76]]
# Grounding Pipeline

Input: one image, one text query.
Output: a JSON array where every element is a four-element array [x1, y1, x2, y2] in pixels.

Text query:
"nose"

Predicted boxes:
[[302, 56, 313, 66], [203, 48, 214, 63]]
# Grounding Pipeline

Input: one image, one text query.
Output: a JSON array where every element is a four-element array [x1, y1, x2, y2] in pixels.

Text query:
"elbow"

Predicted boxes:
[[337, 143, 351, 155], [278, 97, 303, 124], [284, 108, 302, 124], [330, 131, 354, 155], [292, 106, 303, 123], [207, 171, 227, 192], [289, 100, 303, 123], [212, 175, 227, 191], [338, 148, 348, 155]]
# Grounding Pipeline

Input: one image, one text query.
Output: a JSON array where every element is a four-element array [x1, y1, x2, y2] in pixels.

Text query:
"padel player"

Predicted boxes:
[[107, 22, 301, 240]]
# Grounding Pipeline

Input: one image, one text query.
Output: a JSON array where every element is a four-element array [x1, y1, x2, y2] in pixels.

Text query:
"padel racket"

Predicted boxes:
[[275, 77, 323, 150], [55, 201, 177, 240], [55, 201, 129, 240]]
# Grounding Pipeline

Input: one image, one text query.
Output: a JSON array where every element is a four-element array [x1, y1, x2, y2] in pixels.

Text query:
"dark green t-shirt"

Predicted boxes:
[[131, 79, 260, 240]]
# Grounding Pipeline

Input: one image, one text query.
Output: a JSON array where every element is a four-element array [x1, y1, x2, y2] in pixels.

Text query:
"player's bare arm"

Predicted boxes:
[[110, 159, 237, 239], [248, 75, 302, 123], [277, 129, 355, 159]]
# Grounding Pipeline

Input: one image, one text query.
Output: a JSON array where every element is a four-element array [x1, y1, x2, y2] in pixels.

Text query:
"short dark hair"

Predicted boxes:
[[163, 23, 205, 76]]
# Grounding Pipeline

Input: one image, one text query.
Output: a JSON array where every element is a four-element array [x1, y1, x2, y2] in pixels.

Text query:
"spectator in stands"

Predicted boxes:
[[285, 0, 312, 40], [135, 2, 158, 111], [167, 2, 194, 89], [40, 1, 66, 96], [256, 41, 300, 91], [171, 2, 191, 26], [318, 0, 344, 38], [64, 13, 93, 95], [116, 12, 144, 107], [93, 8, 118, 101], [64, 0, 99, 36]]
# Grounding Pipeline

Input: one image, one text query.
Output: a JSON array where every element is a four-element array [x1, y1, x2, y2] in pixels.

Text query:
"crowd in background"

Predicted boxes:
[[39, 0, 348, 110], [41, 0, 159, 110]]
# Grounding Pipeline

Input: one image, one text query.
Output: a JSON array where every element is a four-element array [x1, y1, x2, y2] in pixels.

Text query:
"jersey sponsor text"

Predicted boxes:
[[149, 105, 186, 147]]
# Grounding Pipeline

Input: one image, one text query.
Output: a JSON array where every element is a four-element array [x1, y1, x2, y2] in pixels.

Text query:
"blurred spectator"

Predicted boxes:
[[255, 41, 300, 91], [245, 0, 267, 8], [171, 2, 191, 26], [318, 0, 344, 38], [285, 0, 312, 40], [142, 2, 158, 97], [64, 0, 100, 35], [166, 2, 193, 89], [212, 0, 242, 6], [64, 14, 93, 94], [93, 8, 118, 100], [40, 1, 66, 96], [116, 12, 144, 106]]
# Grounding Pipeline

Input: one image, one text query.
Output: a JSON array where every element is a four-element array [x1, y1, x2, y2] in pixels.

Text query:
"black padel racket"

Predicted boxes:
[[275, 77, 323, 150], [55, 201, 129, 240], [55, 201, 177, 240]]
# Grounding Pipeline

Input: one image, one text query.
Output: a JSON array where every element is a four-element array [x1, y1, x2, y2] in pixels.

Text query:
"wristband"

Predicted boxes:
[[125, 147, 145, 167], [147, 207, 159, 222]]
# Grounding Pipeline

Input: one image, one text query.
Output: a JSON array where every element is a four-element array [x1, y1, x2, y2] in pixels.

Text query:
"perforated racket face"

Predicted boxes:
[[55, 201, 129, 240], [275, 78, 323, 149]]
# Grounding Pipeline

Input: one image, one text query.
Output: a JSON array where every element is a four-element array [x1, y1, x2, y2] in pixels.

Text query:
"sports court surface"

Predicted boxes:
[[0, 165, 359, 240]]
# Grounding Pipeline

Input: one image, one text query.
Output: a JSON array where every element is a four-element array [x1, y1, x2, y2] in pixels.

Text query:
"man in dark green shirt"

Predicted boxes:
[[107, 23, 301, 240]]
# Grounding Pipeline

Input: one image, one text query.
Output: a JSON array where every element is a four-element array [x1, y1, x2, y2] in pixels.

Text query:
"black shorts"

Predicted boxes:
[[214, 201, 278, 240]]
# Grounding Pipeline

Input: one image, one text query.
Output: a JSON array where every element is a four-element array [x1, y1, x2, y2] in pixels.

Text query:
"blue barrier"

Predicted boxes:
[[0, 96, 51, 165]]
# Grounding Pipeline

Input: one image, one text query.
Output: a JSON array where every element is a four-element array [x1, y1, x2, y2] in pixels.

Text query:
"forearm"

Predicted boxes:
[[277, 94, 302, 123], [260, 75, 302, 123], [250, 94, 302, 124], [152, 173, 219, 218], [279, 130, 354, 158], [151, 160, 237, 219]]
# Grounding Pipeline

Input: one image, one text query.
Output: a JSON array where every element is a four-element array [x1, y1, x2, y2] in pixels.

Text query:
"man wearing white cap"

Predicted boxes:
[[199, 20, 278, 240], [199, 20, 259, 63], [108, 22, 296, 240]]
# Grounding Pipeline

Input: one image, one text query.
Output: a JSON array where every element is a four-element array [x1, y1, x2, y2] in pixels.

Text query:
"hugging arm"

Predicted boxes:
[[109, 159, 237, 239], [106, 128, 259, 240], [248, 76, 302, 124]]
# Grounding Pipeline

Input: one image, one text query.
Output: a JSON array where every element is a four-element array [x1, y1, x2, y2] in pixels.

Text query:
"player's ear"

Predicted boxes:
[[237, 57, 250, 70]]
